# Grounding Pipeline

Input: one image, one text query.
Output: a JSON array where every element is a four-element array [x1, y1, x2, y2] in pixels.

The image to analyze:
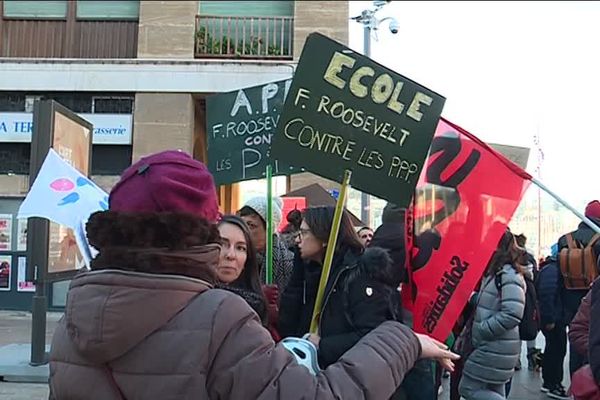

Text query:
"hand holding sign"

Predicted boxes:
[[271, 33, 445, 208]]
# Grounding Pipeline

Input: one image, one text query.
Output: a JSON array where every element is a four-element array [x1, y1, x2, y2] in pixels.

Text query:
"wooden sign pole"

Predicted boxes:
[[309, 169, 352, 334]]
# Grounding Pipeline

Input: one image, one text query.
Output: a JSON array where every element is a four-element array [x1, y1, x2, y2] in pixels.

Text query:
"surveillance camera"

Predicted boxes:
[[389, 19, 399, 34]]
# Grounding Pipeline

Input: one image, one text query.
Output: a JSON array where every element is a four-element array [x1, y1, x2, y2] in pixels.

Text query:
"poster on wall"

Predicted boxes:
[[0, 255, 11, 291], [0, 214, 12, 251], [17, 219, 27, 251], [17, 257, 34, 292]]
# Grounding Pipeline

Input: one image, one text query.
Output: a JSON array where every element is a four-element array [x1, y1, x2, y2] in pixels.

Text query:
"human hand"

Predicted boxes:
[[415, 333, 460, 372], [262, 284, 279, 305], [305, 333, 320, 347]]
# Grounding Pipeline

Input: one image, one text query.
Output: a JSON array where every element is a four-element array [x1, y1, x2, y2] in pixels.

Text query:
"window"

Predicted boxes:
[[0, 143, 30, 174], [0, 93, 25, 112], [25, 96, 42, 113], [3, 0, 67, 19], [92, 97, 134, 114], [199, 1, 293, 17], [91, 145, 132, 175], [76, 0, 139, 20]]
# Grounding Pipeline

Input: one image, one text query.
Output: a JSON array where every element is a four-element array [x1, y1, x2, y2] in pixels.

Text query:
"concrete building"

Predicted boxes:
[[0, 0, 349, 310]]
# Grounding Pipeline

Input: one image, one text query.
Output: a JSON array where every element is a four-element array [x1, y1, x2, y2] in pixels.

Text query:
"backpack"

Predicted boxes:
[[559, 233, 600, 290], [495, 272, 540, 341]]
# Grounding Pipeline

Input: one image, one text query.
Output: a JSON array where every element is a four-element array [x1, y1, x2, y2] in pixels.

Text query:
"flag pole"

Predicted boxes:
[[266, 164, 274, 285], [309, 169, 352, 334], [531, 177, 600, 234]]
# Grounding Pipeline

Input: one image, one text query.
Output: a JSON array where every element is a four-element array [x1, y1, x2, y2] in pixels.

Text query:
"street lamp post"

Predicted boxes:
[[352, 1, 399, 226]]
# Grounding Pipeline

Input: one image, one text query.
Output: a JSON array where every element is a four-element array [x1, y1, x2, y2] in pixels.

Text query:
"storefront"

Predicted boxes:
[[0, 93, 134, 310]]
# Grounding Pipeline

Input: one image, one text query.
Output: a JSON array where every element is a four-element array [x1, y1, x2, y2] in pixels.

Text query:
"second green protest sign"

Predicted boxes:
[[271, 33, 446, 208]]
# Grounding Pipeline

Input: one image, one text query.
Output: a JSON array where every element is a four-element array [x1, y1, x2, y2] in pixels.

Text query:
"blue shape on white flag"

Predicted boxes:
[[76, 177, 93, 187], [18, 148, 108, 266], [58, 192, 80, 206]]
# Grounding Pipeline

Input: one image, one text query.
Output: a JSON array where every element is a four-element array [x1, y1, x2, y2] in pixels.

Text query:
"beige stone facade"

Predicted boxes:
[[0, 175, 29, 196], [1, 1, 350, 200], [137, 1, 199, 59], [132, 93, 195, 162], [293, 1, 349, 59]]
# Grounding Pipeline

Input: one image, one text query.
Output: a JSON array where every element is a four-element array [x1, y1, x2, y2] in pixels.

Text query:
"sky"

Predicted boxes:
[[348, 1, 600, 210]]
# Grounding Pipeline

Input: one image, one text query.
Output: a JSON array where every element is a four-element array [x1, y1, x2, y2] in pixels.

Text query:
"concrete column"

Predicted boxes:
[[293, 1, 349, 59], [132, 93, 195, 162], [137, 0, 198, 59]]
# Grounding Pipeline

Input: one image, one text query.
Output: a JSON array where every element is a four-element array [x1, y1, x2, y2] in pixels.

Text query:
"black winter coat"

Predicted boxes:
[[588, 277, 600, 383], [370, 220, 406, 285], [278, 246, 401, 369], [558, 221, 600, 260]]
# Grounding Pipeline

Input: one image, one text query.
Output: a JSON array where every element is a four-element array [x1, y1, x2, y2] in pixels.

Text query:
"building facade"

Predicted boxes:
[[0, 0, 349, 309]]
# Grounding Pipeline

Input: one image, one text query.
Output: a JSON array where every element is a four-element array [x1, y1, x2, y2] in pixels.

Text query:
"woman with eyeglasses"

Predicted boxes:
[[279, 206, 403, 371]]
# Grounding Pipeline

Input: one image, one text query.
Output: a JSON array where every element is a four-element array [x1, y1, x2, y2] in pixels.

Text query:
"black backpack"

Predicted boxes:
[[495, 273, 540, 340]]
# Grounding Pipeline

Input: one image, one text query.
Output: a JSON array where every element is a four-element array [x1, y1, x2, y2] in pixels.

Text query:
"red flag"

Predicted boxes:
[[278, 197, 306, 232], [409, 118, 531, 341]]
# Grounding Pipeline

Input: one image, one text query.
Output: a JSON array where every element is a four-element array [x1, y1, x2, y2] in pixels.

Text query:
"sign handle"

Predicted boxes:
[[309, 169, 352, 334], [266, 164, 274, 285]]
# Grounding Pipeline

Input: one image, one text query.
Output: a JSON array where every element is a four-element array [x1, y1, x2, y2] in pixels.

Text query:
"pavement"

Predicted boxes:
[[0, 310, 61, 399], [0, 310, 573, 399]]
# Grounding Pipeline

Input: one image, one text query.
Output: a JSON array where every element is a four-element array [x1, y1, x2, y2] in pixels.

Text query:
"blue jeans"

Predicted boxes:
[[400, 359, 436, 400]]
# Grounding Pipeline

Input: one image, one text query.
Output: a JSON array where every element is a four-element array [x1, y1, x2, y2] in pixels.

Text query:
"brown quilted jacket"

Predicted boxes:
[[49, 268, 421, 400]]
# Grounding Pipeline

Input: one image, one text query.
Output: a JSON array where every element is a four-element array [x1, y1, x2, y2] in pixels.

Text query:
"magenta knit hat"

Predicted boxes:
[[585, 200, 600, 221], [109, 150, 220, 222]]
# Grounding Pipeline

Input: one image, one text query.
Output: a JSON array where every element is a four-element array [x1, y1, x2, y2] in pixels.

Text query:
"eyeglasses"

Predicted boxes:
[[297, 228, 312, 238]]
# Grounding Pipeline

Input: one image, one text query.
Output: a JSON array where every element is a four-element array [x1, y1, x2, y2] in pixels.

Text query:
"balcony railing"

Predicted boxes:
[[195, 15, 293, 60]]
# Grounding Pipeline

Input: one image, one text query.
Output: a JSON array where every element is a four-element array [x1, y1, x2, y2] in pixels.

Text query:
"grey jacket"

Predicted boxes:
[[463, 264, 525, 385]]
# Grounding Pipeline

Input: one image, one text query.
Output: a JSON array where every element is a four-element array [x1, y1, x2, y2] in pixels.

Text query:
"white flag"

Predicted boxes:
[[18, 148, 107, 266]]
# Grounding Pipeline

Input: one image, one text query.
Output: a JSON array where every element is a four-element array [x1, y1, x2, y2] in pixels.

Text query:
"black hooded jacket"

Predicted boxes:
[[279, 246, 401, 368], [558, 221, 600, 258]]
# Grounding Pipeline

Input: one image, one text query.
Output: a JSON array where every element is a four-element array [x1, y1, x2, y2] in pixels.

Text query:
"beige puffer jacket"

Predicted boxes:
[[49, 268, 421, 400]]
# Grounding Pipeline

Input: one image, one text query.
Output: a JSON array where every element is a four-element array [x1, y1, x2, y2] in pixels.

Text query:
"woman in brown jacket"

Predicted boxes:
[[49, 150, 457, 400], [569, 290, 591, 363]]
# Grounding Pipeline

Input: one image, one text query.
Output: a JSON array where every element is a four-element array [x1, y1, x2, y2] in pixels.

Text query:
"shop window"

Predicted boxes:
[[0, 143, 30, 174], [3, 0, 67, 19], [92, 97, 134, 114], [91, 145, 131, 176], [76, 0, 139, 20], [0, 93, 25, 112]]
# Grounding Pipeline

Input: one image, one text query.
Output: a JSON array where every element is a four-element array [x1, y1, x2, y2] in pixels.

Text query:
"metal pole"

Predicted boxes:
[[29, 101, 52, 366], [360, 21, 371, 226], [531, 177, 600, 234], [265, 164, 273, 285]]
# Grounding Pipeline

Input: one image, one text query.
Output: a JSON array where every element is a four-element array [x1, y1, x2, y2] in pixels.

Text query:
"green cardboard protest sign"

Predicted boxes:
[[271, 33, 446, 208], [206, 79, 302, 186]]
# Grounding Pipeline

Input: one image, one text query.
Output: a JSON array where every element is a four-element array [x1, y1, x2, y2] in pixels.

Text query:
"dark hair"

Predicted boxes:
[[515, 233, 527, 247], [281, 209, 302, 235], [487, 229, 524, 276], [217, 215, 264, 296], [238, 206, 265, 228], [357, 226, 373, 235], [302, 206, 364, 255], [86, 211, 221, 283]]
